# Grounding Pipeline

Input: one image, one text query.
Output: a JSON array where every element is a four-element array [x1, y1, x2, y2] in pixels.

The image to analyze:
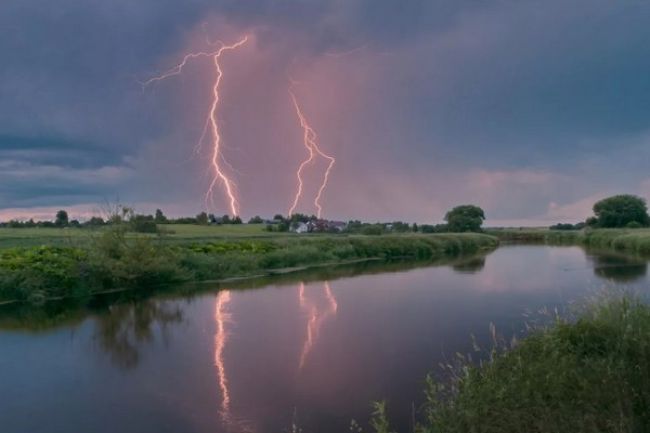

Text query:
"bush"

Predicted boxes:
[[592, 195, 650, 228], [361, 225, 384, 236], [416, 297, 650, 433], [130, 216, 158, 233], [445, 205, 485, 232], [550, 223, 585, 230]]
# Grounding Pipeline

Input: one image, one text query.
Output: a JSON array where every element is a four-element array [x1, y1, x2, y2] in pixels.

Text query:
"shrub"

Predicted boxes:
[[445, 205, 485, 232], [592, 195, 650, 228], [416, 297, 650, 433]]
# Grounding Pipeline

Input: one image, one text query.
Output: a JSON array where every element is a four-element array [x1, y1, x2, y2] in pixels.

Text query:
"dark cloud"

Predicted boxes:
[[0, 135, 121, 168], [1, 0, 650, 222]]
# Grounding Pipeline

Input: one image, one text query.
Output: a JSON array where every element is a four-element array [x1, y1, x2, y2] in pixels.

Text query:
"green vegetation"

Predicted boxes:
[[582, 229, 650, 255], [55, 209, 69, 227], [377, 296, 650, 433], [591, 194, 650, 228], [487, 227, 650, 256], [486, 228, 583, 244], [549, 222, 586, 231], [0, 253, 492, 331], [0, 229, 498, 304], [0, 223, 282, 249], [444, 205, 485, 232]]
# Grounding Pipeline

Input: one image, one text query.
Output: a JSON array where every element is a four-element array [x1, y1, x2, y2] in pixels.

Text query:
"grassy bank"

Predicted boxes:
[[582, 229, 650, 255], [489, 227, 650, 255], [0, 253, 492, 332], [375, 296, 650, 433], [0, 231, 498, 304], [486, 227, 583, 244]]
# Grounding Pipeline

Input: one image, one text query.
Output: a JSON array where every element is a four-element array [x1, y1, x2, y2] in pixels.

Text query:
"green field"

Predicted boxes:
[[0, 224, 283, 248], [0, 226, 499, 304]]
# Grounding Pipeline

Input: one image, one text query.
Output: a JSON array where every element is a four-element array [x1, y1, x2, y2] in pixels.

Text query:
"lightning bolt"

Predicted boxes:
[[287, 89, 336, 219], [298, 282, 338, 370], [143, 36, 248, 217]]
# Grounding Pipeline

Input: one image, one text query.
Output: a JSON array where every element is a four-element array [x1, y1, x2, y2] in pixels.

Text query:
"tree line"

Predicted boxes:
[[2, 194, 649, 233]]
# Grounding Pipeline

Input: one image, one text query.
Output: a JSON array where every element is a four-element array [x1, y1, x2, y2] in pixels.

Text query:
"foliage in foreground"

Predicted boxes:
[[375, 296, 650, 433], [0, 230, 498, 303]]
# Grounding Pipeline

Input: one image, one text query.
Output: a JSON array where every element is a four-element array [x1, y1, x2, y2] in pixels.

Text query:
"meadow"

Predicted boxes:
[[0, 223, 282, 248], [0, 225, 499, 304]]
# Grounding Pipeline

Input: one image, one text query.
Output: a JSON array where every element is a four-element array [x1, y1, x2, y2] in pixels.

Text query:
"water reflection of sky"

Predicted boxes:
[[1, 245, 649, 433]]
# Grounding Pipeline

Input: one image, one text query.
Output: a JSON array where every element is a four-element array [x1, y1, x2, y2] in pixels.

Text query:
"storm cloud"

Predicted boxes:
[[2, 0, 650, 223]]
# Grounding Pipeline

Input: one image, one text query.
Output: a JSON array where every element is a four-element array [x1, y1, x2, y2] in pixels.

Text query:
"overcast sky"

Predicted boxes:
[[2, 0, 650, 224]]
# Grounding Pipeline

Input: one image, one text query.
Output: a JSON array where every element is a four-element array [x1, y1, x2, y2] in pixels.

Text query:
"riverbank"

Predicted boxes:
[[489, 227, 650, 256], [0, 253, 494, 331], [391, 295, 650, 433], [0, 231, 498, 304]]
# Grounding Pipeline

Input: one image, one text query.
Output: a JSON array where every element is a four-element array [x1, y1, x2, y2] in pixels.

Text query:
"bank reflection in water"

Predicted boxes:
[[589, 253, 648, 283], [451, 255, 486, 274], [94, 299, 183, 369]]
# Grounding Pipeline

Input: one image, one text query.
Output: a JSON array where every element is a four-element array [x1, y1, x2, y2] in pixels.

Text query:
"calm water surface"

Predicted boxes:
[[1, 245, 648, 433]]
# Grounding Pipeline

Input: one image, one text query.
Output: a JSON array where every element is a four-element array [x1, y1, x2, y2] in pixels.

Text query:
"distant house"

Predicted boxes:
[[291, 222, 310, 233], [289, 219, 348, 233], [310, 219, 348, 233]]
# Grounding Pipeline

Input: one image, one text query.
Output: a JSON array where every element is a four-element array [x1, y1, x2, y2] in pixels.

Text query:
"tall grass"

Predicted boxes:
[[486, 228, 582, 244], [0, 232, 498, 303], [490, 228, 650, 257], [378, 296, 650, 433], [583, 229, 650, 255]]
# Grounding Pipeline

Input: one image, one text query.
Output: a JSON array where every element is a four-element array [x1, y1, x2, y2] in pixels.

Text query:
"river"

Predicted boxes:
[[1, 245, 647, 433]]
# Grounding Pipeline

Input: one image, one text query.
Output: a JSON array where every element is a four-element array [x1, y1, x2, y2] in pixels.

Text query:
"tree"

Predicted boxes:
[[130, 214, 158, 233], [86, 216, 106, 227], [444, 205, 485, 232], [154, 209, 167, 224], [289, 213, 313, 223], [390, 221, 411, 232], [248, 215, 264, 224], [55, 210, 69, 227], [196, 212, 209, 225], [592, 195, 650, 228]]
